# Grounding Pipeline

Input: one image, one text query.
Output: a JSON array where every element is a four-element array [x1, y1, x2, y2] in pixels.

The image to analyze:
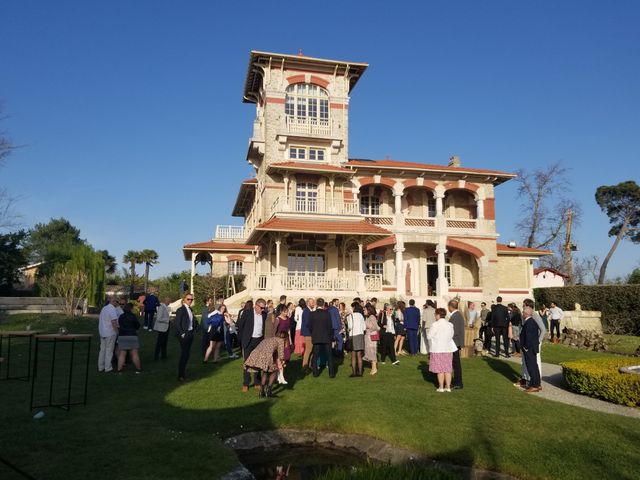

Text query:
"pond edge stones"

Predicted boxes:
[[222, 429, 517, 480]]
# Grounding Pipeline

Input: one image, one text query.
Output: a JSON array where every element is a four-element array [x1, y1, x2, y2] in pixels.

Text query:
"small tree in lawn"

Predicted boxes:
[[595, 180, 640, 284], [39, 266, 89, 315], [139, 249, 159, 294], [122, 250, 142, 299]]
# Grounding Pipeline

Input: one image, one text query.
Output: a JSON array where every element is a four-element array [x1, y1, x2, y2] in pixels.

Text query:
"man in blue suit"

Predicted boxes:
[[403, 299, 421, 355], [328, 298, 343, 357]]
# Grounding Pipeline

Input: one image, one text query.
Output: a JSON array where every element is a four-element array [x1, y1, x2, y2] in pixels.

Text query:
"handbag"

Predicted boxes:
[[345, 336, 353, 351], [370, 331, 380, 342]]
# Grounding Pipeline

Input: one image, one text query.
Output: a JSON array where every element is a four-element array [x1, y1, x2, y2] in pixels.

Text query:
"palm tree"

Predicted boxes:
[[122, 250, 142, 298], [139, 249, 159, 294]]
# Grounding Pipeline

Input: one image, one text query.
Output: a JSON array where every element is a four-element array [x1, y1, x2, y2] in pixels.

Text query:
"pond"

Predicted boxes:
[[236, 444, 371, 480]]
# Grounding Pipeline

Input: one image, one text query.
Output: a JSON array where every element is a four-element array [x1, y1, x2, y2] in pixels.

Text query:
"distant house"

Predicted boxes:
[[16, 262, 46, 290], [533, 267, 569, 288]]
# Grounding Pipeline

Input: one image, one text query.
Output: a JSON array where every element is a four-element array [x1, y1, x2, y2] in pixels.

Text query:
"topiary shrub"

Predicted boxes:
[[562, 358, 640, 407]]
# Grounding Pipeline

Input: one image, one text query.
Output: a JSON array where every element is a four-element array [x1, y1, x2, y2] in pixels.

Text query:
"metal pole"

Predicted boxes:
[[83, 338, 91, 406], [66, 339, 75, 410], [564, 208, 573, 282], [30, 338, 39, 410], [48, 339, 57, 407]]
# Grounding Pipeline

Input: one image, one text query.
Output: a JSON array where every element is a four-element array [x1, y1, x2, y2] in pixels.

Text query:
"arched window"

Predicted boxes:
[[285, 83, 329, 124], [228, 260, 243, 275]]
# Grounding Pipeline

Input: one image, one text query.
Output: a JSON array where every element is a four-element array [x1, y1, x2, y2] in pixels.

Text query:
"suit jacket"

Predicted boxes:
[[309, 308, 333, 344], [490, 304, 510, 328], [449, 310, 465, 348], [175, 305, 196, 337], [237, 308, 267, 348], [520, 316, 541, 354], [403, 306, 421, 330]]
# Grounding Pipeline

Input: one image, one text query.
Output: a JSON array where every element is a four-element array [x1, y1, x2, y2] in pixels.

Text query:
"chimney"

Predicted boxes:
[[448, 155, 460, 167]]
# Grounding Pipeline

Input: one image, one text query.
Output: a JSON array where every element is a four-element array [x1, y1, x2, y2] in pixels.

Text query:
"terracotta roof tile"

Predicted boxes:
[[497, 243, 551, 255], [348, 159, 515, 177], [534, 267, 570, 278], [255, 218, 391, 235]]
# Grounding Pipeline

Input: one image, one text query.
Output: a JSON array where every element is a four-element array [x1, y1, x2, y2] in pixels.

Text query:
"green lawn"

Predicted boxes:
[[604, 334, 640, 355], [1, 314, 639, 480]]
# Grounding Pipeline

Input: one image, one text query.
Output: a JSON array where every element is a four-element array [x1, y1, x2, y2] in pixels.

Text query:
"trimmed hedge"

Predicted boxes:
[[534, 285, 640, 334], [562, 358, 640, 407]]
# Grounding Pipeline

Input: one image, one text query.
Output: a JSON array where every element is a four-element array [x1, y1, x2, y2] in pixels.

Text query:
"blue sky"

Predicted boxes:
[[1, 1, 638, 280]]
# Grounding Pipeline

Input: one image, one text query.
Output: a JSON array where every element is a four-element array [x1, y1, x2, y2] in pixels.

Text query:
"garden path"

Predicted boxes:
[[502, 356, 640, 418]]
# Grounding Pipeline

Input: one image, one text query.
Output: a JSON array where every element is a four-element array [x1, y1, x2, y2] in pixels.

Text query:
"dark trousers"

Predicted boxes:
[[312, 343, 335, 377], [223, 324, 233, 355], [177, 332, 194, 379], [511, 338, 521, 354], [493, 326, 509, 356], [201, 328, 209, 356], [406, 329, 419, 354], [144, 310, 156, 329], [242, 337, 263, 386], [154, 330, 169, 360], [380, 332, 397, 363], [483, 326, 493, 351], [452, 347, 463, 387], [550, 320, 561, 340], [523, 349, 540, 387]]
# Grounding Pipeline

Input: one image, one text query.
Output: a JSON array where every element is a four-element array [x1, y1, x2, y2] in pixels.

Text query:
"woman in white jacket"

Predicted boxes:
[[427, 307, 458, 392]]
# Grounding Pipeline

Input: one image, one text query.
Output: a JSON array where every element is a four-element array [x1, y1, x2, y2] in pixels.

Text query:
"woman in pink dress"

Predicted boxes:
[[293, 298, 306, 355], [426, 307, 457, 392]]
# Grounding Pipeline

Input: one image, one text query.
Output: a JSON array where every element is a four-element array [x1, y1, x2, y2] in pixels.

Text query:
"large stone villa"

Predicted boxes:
[[183, 50, 548, 307]]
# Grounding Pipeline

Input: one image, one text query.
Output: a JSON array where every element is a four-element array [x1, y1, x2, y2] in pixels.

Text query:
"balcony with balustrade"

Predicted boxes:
[[270, 197, 359, 217], [285, 116, 332, 137]]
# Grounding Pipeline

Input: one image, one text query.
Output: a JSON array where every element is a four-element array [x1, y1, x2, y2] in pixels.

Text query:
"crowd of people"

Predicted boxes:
[[97, 291, 558, 396]]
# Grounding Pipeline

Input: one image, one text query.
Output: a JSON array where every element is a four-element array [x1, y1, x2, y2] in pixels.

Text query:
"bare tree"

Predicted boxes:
[[515, 161, 581, 250], [0, 105, 21, 231], [572, 255, 600, 285], [39, 266, 89, 316]]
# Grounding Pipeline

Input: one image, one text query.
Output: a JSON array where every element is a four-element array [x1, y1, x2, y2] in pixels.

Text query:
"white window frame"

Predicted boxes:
[[295, 182, 318, 213], [363, 253, 384, 276], [228, 260, 243, 275], [289, 146, 326, 162], [360, 195, 381, 215]]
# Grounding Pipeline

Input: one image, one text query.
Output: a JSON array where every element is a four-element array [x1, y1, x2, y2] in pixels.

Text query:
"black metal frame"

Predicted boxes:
[[29, 335, 91, 411], [0, 332, 38, 381]]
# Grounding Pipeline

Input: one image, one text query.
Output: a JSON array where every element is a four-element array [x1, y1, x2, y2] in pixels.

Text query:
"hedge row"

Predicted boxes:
[[533, 285, 640, 334], [562, 358, 640, 407]]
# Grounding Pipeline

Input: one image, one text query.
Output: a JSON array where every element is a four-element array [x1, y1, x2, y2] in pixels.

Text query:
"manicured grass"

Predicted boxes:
[[604, 334, 640, 355], [1, 314, 639, 480], [540, 342, 616, 365]]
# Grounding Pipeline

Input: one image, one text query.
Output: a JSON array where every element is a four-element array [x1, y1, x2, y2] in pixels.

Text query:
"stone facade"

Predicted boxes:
[[183, 51, 550, 306]]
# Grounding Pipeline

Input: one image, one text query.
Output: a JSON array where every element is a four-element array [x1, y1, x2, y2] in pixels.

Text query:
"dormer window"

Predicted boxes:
[[285, 84, 329, 123], [289, 146, 325, 161]]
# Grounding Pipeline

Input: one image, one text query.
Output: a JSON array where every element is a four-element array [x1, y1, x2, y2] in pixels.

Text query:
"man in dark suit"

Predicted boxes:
[[175, 293, 197, 381], [448, 299, 465, 389], [491, 296, 511, 358], [520, 305, 542, 392], [403, 299, 421, 355], [237, 298, 267, 392], [309, 298, 336, 378]]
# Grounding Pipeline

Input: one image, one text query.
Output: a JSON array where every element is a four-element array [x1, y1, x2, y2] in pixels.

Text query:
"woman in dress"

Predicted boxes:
[[243, 331, 287, 398], [347, 302, 366, 377], [427, 307, 457, 392], [204, 304, 226, 363], [274, 304, 293, 384], [117, 303, 142, 373], [363, 303, 381, 375], [394, 301, 406, 356], [294, 298, 306, 356]]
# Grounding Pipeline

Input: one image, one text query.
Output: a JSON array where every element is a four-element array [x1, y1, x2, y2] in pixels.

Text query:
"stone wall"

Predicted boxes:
[[562, 304, 603, 332], [0, 297, 66, 315]]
